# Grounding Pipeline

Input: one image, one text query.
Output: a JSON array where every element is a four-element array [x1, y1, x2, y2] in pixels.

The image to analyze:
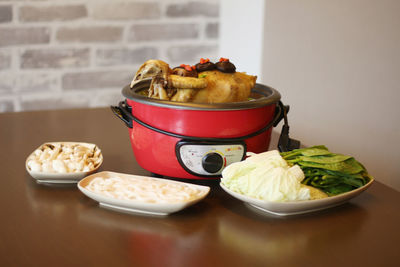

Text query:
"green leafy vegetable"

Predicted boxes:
[[281, 146, 372, 196]]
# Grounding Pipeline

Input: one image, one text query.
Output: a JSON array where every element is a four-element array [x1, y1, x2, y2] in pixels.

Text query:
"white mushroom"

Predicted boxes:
[[27, 143, 102, 174]]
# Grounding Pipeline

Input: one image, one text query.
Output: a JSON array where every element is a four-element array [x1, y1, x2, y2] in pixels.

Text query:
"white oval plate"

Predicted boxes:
[[220, 178, 374, 216], [26, 142, 103, 184], [78, 171, 210, 216]]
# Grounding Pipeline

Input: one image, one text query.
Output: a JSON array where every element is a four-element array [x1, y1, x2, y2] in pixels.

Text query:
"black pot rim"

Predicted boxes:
[[122, 80, 281, 111]]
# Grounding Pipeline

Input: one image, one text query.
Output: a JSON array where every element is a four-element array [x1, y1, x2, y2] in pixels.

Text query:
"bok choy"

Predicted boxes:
[[281, 146, 372, 196]]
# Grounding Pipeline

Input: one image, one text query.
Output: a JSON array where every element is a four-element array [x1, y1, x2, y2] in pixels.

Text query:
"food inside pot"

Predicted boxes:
[[130, 58, 257, 104], [134, 85, 264, 101]]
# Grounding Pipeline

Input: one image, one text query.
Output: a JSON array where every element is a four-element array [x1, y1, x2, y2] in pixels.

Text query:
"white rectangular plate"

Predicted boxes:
[[78, 171, 210, 216], [220, 178, 374, 216]]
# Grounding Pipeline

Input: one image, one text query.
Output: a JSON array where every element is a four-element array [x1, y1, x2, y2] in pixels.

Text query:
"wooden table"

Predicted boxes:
[[0, 108, 399, 267]]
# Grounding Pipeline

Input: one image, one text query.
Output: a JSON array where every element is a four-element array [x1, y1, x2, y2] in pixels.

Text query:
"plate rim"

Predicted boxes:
[[220, 177, 374, 215], [77, 171, 210, 215]]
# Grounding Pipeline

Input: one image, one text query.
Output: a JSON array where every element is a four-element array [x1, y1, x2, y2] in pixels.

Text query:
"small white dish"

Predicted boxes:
[[78, 171, 210, 216], [26, 142, 103, 184], [220, 178, 374, 216]]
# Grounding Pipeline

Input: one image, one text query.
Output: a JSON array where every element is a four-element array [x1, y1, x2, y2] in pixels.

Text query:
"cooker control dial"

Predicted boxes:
[[202, 152, 224, 173], [176, 142, 246, 176]]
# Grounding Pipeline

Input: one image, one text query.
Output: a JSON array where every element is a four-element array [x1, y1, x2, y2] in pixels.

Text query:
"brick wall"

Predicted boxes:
[[0, 0, 220, 112]]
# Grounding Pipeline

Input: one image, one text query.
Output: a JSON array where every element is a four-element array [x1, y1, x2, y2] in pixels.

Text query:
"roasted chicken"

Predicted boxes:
[[131, 58, 257, 103]]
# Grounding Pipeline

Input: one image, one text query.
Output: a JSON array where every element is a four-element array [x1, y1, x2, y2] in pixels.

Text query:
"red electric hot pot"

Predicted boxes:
[[111, 80, 299, 179]]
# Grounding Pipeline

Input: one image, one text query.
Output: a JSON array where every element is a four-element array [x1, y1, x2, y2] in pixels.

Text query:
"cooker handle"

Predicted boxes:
[[276, 101, 301, 152], [273, 102, 289, 127], [110, 101, 133, 128]]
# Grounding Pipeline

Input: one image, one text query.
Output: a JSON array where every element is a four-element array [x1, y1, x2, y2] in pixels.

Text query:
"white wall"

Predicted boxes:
[[219, 0, 265, 76], [221, 0, 400, 191], [262, 0, 400, 191]]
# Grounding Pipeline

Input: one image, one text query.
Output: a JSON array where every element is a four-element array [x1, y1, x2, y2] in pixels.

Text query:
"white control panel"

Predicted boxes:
[[177, 143, 246, 176]]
